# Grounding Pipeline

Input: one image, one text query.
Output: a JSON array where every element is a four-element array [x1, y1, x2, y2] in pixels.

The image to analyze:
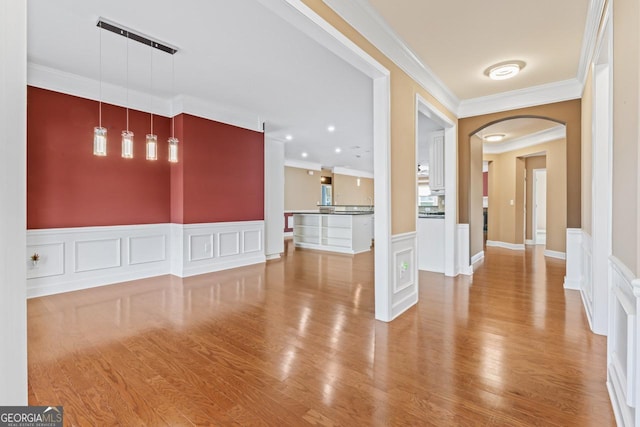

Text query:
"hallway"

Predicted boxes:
[[27, 244, 613, 425]]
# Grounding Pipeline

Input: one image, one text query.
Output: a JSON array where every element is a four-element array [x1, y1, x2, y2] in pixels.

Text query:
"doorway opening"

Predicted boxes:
[[532, 168, 547, 245]]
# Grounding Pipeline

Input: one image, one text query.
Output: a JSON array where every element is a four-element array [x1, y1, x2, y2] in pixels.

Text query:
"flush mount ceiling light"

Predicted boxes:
[[335, 147, 341, 153], [484, 60, 526, 81], [301, 152, 308, 158], [327, 125, 335, 132], [285, 135, 293, 141], [484, 133, 506, 142]]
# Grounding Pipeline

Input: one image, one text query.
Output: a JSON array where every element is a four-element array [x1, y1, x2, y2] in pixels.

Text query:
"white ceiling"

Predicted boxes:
[[28, 0, 595, 174], [367, 0, 590, 100], [27, 0, 374, 172]]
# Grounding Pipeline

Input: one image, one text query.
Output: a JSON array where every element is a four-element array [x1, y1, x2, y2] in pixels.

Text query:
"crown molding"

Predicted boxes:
[[458, 78, 582, 118], [173, 95, 263, 132], [27, 62, 263, 132], [577, 0, 608, 87], [482, 125, 565, 155], [28, 62, 173, 116], [322, 0, 459, 115], [332, 166, 374, 179], [284, 159, 323, 171]]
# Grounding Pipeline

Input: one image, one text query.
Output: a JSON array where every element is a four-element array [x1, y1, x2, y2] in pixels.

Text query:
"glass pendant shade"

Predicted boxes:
[[121, 130, 134, 158], [168, 137, 179, 163], [93, 127, 107, 156], [146, 134, 158, 160]]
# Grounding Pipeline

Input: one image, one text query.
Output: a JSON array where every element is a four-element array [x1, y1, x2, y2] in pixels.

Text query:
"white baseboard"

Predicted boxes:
[[284, 231, 293, 238], [525, 239, 535, 245], [544, 249, 566, 260], [486, 240, 525, 251], [471, 251, 484, 265], [456, 224, 472, 276], [563, 277, 581, 290], [266, 253, 281, 261], [27, 221, 266, 297]]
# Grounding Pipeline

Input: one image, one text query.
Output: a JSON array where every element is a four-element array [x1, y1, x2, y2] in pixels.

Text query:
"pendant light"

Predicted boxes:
[[146, 45, 158, 160], [94, 18, 178, 160], [122, 31, 134, 159], [93, 22, 107, 156], [168, 53, 179, 163]]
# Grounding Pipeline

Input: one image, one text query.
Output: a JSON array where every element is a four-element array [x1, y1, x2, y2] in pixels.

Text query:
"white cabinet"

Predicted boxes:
[[293, 213, 373, 254], [429, 131, 445, 192]]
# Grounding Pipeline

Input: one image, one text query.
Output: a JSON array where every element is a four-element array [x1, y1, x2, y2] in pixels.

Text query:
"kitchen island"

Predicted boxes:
[[293, 211, 373, 254]]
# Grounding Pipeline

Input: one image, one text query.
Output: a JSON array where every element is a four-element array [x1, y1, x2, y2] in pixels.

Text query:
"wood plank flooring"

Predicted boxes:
[[28, 242, 614, 426]]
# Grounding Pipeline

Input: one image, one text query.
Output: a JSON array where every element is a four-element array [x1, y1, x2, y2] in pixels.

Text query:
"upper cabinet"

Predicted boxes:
[[429, 131, 445, 192]]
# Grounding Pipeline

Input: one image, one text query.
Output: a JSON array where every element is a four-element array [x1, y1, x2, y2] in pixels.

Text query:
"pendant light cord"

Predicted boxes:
[[126, 32, 129, 132], [171, 53, 175, 138], [150, 41, 153, 135], [98, 22, 102, 127]]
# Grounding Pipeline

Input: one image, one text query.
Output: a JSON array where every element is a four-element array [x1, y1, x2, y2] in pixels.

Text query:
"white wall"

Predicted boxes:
[[0, 0, 28, 404], [264, 138, 284, 259]]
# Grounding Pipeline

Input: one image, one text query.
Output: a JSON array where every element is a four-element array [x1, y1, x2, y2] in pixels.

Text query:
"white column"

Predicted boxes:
[[264, 138, 284, 259], [0, 0, 28, 405]]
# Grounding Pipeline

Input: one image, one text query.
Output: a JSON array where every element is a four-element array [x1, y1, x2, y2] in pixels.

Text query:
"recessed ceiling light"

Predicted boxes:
[[335, 147, 341, 153], [301, 152, 308, 158], [327, 125, 335, 132], [484, 60, 526, 80], [285, 135, 293, 141], [484, 133, 506, 142]]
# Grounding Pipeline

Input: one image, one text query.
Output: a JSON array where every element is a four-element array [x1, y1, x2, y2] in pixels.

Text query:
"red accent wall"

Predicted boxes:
[[177, 114, 264, 223], [170, 115, 185, 224], [483, 172, 488, 197], [27, 87, 264, 229], [27, 87, 171, 229]]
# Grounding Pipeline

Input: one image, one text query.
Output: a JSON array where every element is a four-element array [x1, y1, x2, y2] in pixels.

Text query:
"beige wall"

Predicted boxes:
[[581, 65, 593, 235], [612, 0, 639, 274], [285, 167, 333, 211], [333, 174, 374, 205], [483, 138, 567, 253], [301, 0, 457, 235], [525, 156, 547, 240], [459, 100, 581, 232], [470, 135, 484, 257]]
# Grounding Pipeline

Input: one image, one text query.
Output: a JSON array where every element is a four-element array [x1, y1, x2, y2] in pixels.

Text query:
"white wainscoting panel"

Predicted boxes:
[[457, 224, 472, 275], [189, 234, 215, 261], [128, 235, 166, 265], [27, 221, 266, 297], [75, 238, 121, 272], [27, 224, 171, 298], [174, 221, 266, 278], [219, 231, 241, 257], [390, 232, 418, 319], [243, 229, 262, 254], [26, 242, 64, 279], [607, 256, 639, 427], [564, 228, 583, 290], [581, 232, 595, 329]]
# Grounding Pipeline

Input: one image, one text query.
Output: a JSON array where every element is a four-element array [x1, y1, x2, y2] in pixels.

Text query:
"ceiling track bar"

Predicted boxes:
[[97, 18, 178, 55]]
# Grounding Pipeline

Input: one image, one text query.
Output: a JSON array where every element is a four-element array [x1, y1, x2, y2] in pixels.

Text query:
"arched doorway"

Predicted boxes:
[[458, 100, 582, 267], [468, 117, 567, 262]]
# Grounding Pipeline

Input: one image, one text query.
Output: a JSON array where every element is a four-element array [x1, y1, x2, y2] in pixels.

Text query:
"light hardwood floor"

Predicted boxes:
[[28, 242, 614, 426]]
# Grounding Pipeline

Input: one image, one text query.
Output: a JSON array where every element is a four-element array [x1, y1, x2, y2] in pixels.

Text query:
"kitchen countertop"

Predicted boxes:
[[419, 214, 445, 219], [292, 211, 374, 215]]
